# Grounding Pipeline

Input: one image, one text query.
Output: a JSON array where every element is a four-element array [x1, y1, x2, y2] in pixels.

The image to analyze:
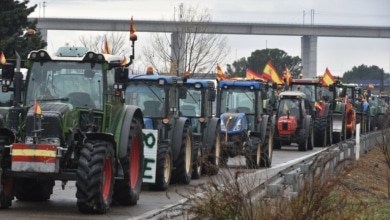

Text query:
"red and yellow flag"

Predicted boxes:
[[262, 61, 283, 84], [246, 68, 266, 81], [34, 100, 42, 115], [321, 68, 335, 87], [130, 16, 136, 34], [120, 56, 127, 66], [0, 51, 6, 65], [102, 36, 110, 54], [216, 65, 227, 80], [283, 64, 292, 86]]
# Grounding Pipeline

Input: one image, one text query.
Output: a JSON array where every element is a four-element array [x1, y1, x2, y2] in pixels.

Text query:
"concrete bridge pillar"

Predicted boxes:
[[301, 35, 317, 78]]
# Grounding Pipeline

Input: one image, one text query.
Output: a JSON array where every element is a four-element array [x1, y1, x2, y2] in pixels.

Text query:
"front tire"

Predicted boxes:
[[113, 118, 144, 206], [148, 143, 172, 191], [76, 141, 115, 214], [171, 123, 193, 184]]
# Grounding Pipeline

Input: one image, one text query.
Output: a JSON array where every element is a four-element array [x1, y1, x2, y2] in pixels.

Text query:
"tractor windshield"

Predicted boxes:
[[125, 83, 165, 117], [26, 61, 104, 110], [278, 98, 300, 118], [179, 88, 201, 117], [291, 84, 317, 102], [220, 88, 255, 114]]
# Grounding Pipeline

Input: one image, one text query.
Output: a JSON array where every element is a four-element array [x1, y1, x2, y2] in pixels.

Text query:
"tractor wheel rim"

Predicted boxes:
[[102, 157, 112, 200], [185, 135, 192, 173], [164, 153, 171, 183], [130, 135, 140, 188]]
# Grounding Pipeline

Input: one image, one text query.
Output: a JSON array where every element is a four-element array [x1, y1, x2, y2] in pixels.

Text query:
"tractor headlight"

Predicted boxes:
[[233, 119, 242, 131]]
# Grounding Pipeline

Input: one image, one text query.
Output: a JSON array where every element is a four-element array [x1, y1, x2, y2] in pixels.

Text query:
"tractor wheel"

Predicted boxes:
[[14, 178, 54, 202], [0, 153, 13, 209], [76, 141, 115, 214], [112, 118, 144, 206], [273, 140, 281, 149], [314, 116, 327, 147], [297, 129, 308, 151], [245, 135, 261, 169], [171, 123, 193, 184], [204, 126, 222, 175], [369, 116, 375, 131], [191, 142, 202, 179], [148, 143, 172, 191], [260, 120, 273, 167]]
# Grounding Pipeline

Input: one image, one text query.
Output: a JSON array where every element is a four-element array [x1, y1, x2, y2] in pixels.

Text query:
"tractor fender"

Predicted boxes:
[[0, 128, 16, 146], [304, 115, 312, 137], [204, 117, 220, 153], [171, 117, 192, 161], [117, 105, 144, 158], [259, 114, 270, 143], [84, 132, 116, 147]]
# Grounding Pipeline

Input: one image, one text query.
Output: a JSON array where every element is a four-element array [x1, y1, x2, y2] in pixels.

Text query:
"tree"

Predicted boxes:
[[343, 64, 388, 82], [0, 0, 47, 60], [78, 32, 130, 55], [142, 3, 231, 76], [228, 49, 301, 78], [247, 48, 302, 78]]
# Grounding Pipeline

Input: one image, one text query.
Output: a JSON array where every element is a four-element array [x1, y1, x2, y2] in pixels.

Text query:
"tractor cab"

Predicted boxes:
[[274, 91, 314, 151]]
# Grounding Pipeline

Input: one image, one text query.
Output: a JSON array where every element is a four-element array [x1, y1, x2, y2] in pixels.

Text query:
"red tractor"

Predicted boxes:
[[273, 91, 314, 151]]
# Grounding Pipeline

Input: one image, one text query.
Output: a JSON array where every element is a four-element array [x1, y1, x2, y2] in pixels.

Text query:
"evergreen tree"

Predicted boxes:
[[0, 0, 46, 61]]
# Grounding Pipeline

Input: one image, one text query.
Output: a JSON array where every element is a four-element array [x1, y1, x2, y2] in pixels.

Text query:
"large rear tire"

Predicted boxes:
[[76, 141, 115, 214], [191, 142, 202, 179], [112, 118, 144, 206], [148, 143, 172, 191], [314, 116, 327, 147], [171, 123, 193, 184], [14, 178, 54, 202]]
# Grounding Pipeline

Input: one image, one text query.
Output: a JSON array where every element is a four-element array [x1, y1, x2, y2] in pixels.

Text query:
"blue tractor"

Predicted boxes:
[[180, 79, 220, 178], [125, 75, 194, 191], [216, 79, 274, 168]]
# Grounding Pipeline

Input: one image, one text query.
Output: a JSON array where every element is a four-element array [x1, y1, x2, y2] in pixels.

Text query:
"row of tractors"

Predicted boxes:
[[0, 38, 387, 214]]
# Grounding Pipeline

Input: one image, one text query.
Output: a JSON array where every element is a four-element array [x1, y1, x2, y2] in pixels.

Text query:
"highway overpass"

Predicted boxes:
[[32, 18, 390, 77]]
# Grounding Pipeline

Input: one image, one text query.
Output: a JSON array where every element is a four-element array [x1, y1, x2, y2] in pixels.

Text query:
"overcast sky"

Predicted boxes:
[[27, 0, 390, 75]]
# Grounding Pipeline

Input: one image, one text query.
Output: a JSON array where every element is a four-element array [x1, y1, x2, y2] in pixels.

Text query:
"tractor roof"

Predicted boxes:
[[279, 91, 306, 99]]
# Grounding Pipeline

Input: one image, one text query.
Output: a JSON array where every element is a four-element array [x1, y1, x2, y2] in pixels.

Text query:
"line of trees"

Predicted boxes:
[[1, 1, 387, 82]]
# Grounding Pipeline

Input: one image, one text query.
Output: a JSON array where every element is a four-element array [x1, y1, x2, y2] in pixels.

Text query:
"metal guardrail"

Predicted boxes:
[[135, 128, 384, 220]]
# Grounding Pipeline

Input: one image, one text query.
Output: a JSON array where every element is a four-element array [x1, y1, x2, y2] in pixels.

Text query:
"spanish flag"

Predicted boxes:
[[34, 100, 42, 115], [246, 68, 266, 81], [216, 65, 227, 80], [0, 51, 6, 65], [262, 61, 283, 84], [283, 64, 292, 86], [321, 68, 335, 87]]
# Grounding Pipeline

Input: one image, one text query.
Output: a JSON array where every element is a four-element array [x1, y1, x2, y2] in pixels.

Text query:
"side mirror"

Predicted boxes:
[[113, 68, 128, 95], [1, 63, 15, 85], [328, 84, 335, 92], [208, 90, 216, 101], [178, 87, 187, 99]]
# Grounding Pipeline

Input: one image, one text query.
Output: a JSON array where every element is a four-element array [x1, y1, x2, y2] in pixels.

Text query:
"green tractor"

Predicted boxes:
[[181, 78, 220, 178], [124, 75, 194, 191], [0, 44, 144, 213]]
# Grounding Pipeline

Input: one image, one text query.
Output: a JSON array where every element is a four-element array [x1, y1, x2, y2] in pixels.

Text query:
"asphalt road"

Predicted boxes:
[[0, 145, 325, 220]]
